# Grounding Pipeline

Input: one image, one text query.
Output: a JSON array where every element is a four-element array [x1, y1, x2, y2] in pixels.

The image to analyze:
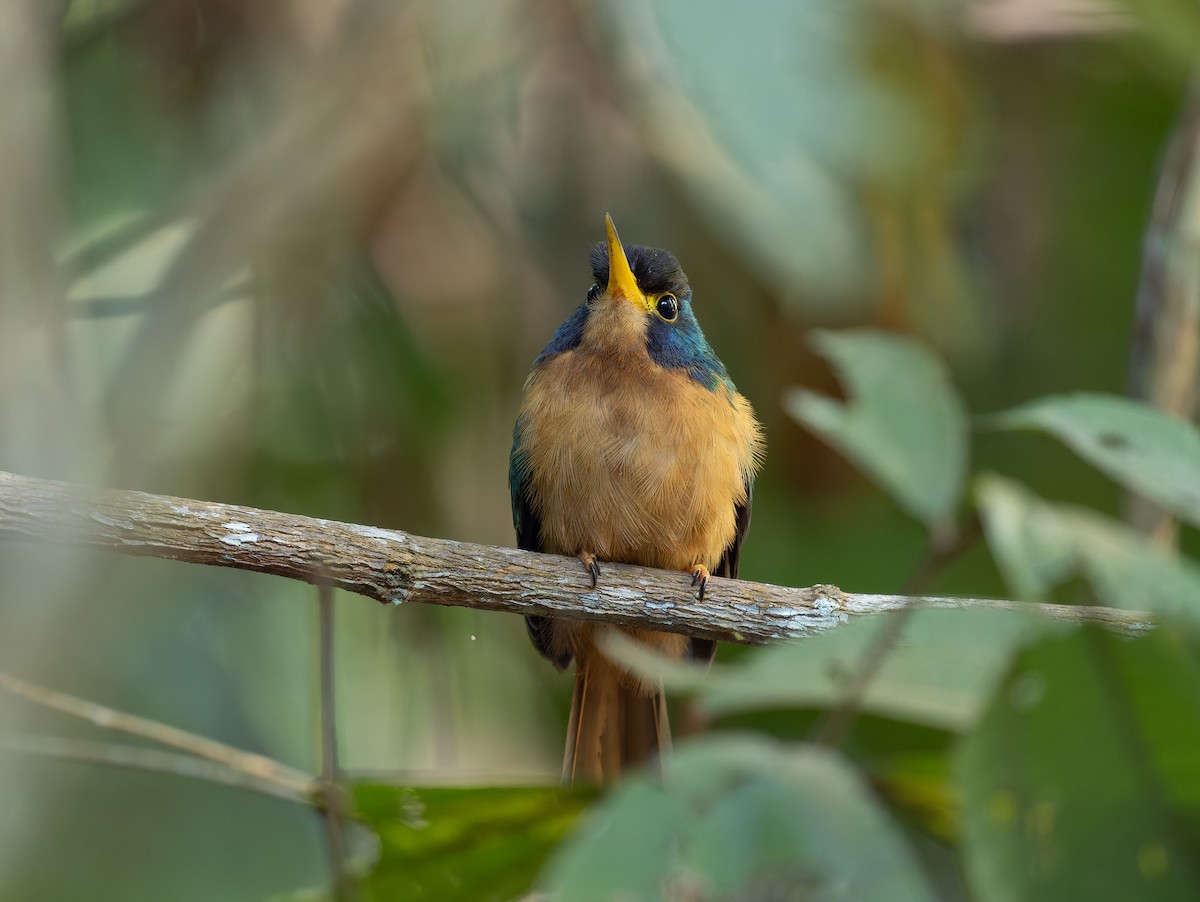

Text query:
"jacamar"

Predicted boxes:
[[510, 215, 764, 783]]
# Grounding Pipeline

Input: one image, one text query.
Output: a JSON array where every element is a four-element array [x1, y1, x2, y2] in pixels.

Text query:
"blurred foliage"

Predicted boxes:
[[690, 607, 1056, 731], [960, 626, 1200, 900], [786, 330, 968, 528], [347, 782, 593, 901], [977, 475, 1200, 618], [2, 0, 1200, 899], [994, 393, 1200, 528], [541, 738, 938, 901]]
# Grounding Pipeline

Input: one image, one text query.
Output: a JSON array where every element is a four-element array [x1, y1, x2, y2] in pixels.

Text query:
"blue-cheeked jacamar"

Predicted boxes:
[[510, 216, 764, 783]]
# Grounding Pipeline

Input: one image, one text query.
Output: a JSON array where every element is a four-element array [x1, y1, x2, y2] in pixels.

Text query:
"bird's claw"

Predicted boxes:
[[687, 564, 710, 602], [580, 552, 602, 588]]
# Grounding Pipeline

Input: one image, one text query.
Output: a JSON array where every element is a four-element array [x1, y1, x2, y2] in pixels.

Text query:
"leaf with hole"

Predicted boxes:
[[993, 393, 1200, 528]]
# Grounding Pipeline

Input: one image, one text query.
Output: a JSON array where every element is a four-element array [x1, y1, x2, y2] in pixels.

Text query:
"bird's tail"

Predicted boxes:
[[562, 649, 671, 784]]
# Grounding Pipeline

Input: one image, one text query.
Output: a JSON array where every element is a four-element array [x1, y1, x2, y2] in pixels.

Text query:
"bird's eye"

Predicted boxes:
[[587, 284, 601, 304], [656, 294, 679, 321]]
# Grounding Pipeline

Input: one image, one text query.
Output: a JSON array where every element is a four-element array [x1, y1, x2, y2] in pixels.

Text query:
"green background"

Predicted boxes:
[[1, 1, 1198, 899]]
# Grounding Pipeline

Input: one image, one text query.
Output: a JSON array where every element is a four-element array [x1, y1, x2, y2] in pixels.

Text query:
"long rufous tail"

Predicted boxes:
[[562, 650, 671, 784]]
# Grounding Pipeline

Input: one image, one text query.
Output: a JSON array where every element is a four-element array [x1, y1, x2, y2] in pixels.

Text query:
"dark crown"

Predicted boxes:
[[589, 242, 690, 298]]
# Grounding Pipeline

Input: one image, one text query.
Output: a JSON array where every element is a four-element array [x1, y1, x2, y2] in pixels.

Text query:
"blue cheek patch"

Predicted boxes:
[[645, 300, 732, 392]]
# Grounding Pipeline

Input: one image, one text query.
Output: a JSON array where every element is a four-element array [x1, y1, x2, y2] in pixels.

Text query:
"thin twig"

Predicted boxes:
[[317, 585, 354, 901], [814, 518, 984, 747], [0, 470, 1155, 643], [0, 734, 311, 803], [0, 670, 315, 799]]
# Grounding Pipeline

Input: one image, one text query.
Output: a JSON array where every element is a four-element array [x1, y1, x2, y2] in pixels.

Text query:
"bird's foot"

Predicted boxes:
[[687, 564, 710, 601], [579, 552, 602, 587]]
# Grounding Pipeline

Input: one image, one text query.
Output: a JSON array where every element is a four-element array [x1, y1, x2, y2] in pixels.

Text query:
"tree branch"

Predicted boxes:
[[0, 470, 1152, 640]]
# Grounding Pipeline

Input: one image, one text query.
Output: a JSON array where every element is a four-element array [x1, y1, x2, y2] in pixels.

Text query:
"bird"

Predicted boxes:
[[509, 215, 764, 784]]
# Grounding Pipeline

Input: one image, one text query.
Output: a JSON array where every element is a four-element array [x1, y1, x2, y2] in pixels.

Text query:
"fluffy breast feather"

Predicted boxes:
[[517, 347, 763, 572]]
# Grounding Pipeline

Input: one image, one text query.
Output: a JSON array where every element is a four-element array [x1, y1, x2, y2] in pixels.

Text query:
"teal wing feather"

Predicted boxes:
[[510, 416, 572, 671], [690, 483, 753, 664]]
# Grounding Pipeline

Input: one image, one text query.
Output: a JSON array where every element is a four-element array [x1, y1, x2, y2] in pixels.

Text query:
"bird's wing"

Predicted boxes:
[[688, 483, 753, 664], [511, 425, 573, 671], [713, 489, 752, 580]]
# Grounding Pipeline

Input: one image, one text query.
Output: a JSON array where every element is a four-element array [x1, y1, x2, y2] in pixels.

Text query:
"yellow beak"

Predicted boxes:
[[605, 214, 646, 309]]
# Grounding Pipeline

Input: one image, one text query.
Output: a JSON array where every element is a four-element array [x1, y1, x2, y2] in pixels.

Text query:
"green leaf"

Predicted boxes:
[[692, 608, 1056, 732], [994, 394, 1200, 528], [959, 627, 1200, 901], [349, 782, 593, 902], [977, 475, 1200, 620], [541, 736, 937, 902], [786, 330, 968, 526]]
